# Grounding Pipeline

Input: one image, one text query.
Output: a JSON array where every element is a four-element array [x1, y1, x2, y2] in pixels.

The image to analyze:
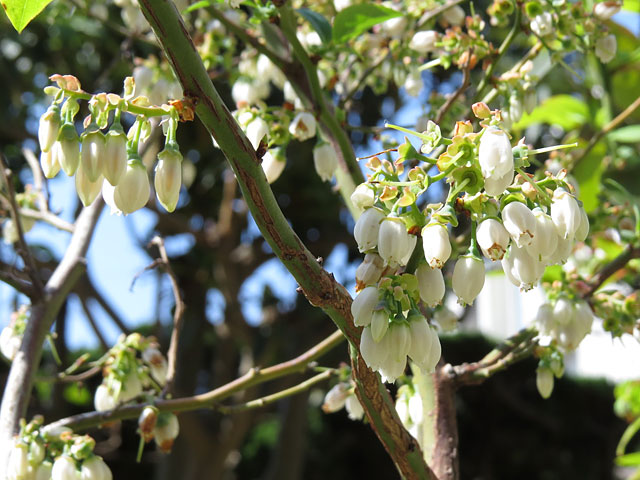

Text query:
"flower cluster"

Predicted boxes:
[[138, 407, 180, 453], [534, 296, 595, 352], [7, 416, 112, 480], [93, 333, 168, 412], [39, 74, 185, 214], [321, 381, 365, 421], [350, 104, 589, 381], [0, 305, 29, 361], [395, 382, 425, 442]]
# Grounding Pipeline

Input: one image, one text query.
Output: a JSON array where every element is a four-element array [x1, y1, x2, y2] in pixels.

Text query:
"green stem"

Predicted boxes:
[[446, 176, 470, 202], [617, 416, 640, 457], [430, 164, 456, 182], [418, 58, 442, 72], [529, 142, 578, 155], [59, 88, 170, 117], [515, 167, 552, 204]]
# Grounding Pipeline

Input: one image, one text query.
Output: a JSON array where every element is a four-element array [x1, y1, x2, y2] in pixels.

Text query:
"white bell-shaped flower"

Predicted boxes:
[[575, 206, 589, 242], [103, 130, 128, 186], [38, 105, 61, 153], [345, 394, 365, 420], [119, 370, 143, 402], [80, 456, 112, 480], [231, 79, 259, 106], [552, 297, 574, 326], [529, 208, 559, 261], [33, 461, 53, 480], [536, 368, 554, 399], [533, 303, 556, 338], [387, 322, 411, 362], [351, 286, 379, 327], [360, 325, 389, 371], [422, 222, 451, 269], [353, 207, 385, 253], [289, 112, 317, 141], [81, 130, 106, 183], [452, 255, 485, 305], [52, 455, 78, 480], [0, 326, 21, 360], [379, 355, 408, 384], [7, 442, 29, 480], [530, 12, 553, 37], [322, 383, 349, 413], [154, 147, 182, 213], [502, 201, 537, 247], [313, 142, 339, 182], [548, 234, 573, 265], [551, 188, 582, 239], [378, 216, 414, 266], [356, 253, 385, 290], [114, 160, 150, 214], [94, 384, 116, 412], [153, 412, 180, 453], [484, 169, 513, 197], [245, 116, 269, 149], [416, 264, 445, 307], [476, 218, 510, 261], [409, 30, 438, 53], [142, 346, 169, 385], [41, 148, 61, 179], [370, 310, 390, 342], [478, 127, 513, 179], [380, 15, 407, 38], [501, 244, 544, 290], [407, 316, 432, 371], [595, 34, 617, 64], [56, 124, 81, 176], [424, 325, 442, 372], [442, 5, 465, 25], [594, 2, 620, 20], [261, 149, 286, 184], [75, 166, 103, 207], [351, 184, 375, 211]]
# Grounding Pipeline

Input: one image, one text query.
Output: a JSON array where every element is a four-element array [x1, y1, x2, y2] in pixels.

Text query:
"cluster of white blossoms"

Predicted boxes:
[[94, 334, 168, 412], [321, 382, 365, 421], [0, 305, 29, 361], [395, 383, 425, 441], [38, 74, 184, 214], [7, 417, 112, 480], [349, 104, 590, 382], [138, 407, 180, 453], [534, 297, 595, 352]]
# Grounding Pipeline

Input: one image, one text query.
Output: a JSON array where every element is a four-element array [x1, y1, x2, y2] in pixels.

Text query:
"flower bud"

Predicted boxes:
[[530, 12, 553, 37], [479, 127, 514, 180], [472, 102, 491, 119], [81, 130, 106, 183], [38, 105, 61, 153], [345, 395, 365, 421], [245, 116, 268, 149], [551, 188, 581, 239], [501, 244, 544, 290], [153, 412, 180, 453], [416, 264, 445, 307], [595, 34, 617, 64], [75, 166, 103, 207], [94, 384, 116, 412], [442, 5, 465, 25], [575, 206, 589, 242], [80, 456, 112, 480], [502, 201, 537, 247], [351, 286, 379, 327], [154, 147, 182, 213], [452, 255, 485, 306], [114, 159, 150, 214], [322, 383, 349, 413], [380, 15, 407, 38], [378, 216, 414, 266], [103, 130, 128, 186], [313, 142, 339, 182], [422, 222, 451, 269], [353, 207, 385, 253], [7, 442, 29, 479], [289, 112, 317, 141], [409, 30, 438, 53], [29, 438, 46, 465], [356, 253, 385, 290], [536, 368, 554, 399], [594, 1, 621, 20], [56, 123, 81, 176], [351, 184, 375, 212], [52, 455, 78, 480], [370, 310, 390, 342], [476, 218, 510, 261], [41, 148, 61, 179], [261, 149, 286, 184], [138, 406, 158, 442]]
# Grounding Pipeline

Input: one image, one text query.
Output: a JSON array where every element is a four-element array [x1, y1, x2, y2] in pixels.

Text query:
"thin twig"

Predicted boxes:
[[416, 0, 466, 29], [583, 244, 640, 298], [0, 154, 44, 296], [19, 208, 74, 233], [149, 236, 186, 397], [0, 259, 35, 297], [218, 370, 333, 414], [44, 329, 345, 431], [79, 296, 109, 351]]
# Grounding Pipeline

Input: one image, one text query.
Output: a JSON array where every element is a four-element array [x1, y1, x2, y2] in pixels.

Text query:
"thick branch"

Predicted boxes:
[[135, 2, 433, 477], [0, 199, 103, 476], [583, 244, 640, 297], [0, 259, 35, 297]]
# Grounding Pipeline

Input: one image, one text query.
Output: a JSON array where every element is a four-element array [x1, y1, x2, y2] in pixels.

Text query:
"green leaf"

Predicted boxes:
[[1, 0, 54, 32], [608, 125, 640, 143], [513, 95, 589, 131], [63, 383, 91, 406], [621, 0, 639, 12], [183, 0, 210, 13], [297, 8, 332, 44], [332, 4, 401, 44], [573, 141, 606, 212], [616, 452, 640, 467]]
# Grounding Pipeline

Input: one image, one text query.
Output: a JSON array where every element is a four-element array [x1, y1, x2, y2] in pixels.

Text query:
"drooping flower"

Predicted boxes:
[[345, 395, 365, 421], [351, 286, 379, 327], [103, 129, 128, 186], [409, 30, 438, 53], [154, 147, 182, 213], [452, 255, 485, 305], [38, 105, 61, 153], [550, 188, 581, 239], [530, 12, 553, 37], [377, 216, 414, 266], [81, 130, 106, 183], [595, 34, 617, 64], [153, 412, 180, 453], [476, 218, 510, 261], [353, 207, 385, 253], [416, 264, 445, 307], [75, 166, 103, 207], [536, 368, 554, 399], [528, 208, 559, 261], [594, 1, 621, 20], [80, 455, 113, 480], [322, 383, 349, 413], [502, 201, 537, 247], [355, 253, 385, 290], [56, 123, 81, 176], [501, 244, 544, 290], [245, 116, 269, 150], [114, 159, 150, 214], [313, 142, 339, 182], [422, 222, 451, 269], [51, 455, 78, 480], [351, 184, 375, 212], [261, 149, 286, 184], [478, 127, 514, 179], [289, 112, 317, 141]]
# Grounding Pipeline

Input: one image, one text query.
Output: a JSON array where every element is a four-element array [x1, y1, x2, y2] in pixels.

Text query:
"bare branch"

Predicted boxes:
[[0, 259, 35, 297], [79, 296, 109, 351], [582, 244, 640, 298]]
